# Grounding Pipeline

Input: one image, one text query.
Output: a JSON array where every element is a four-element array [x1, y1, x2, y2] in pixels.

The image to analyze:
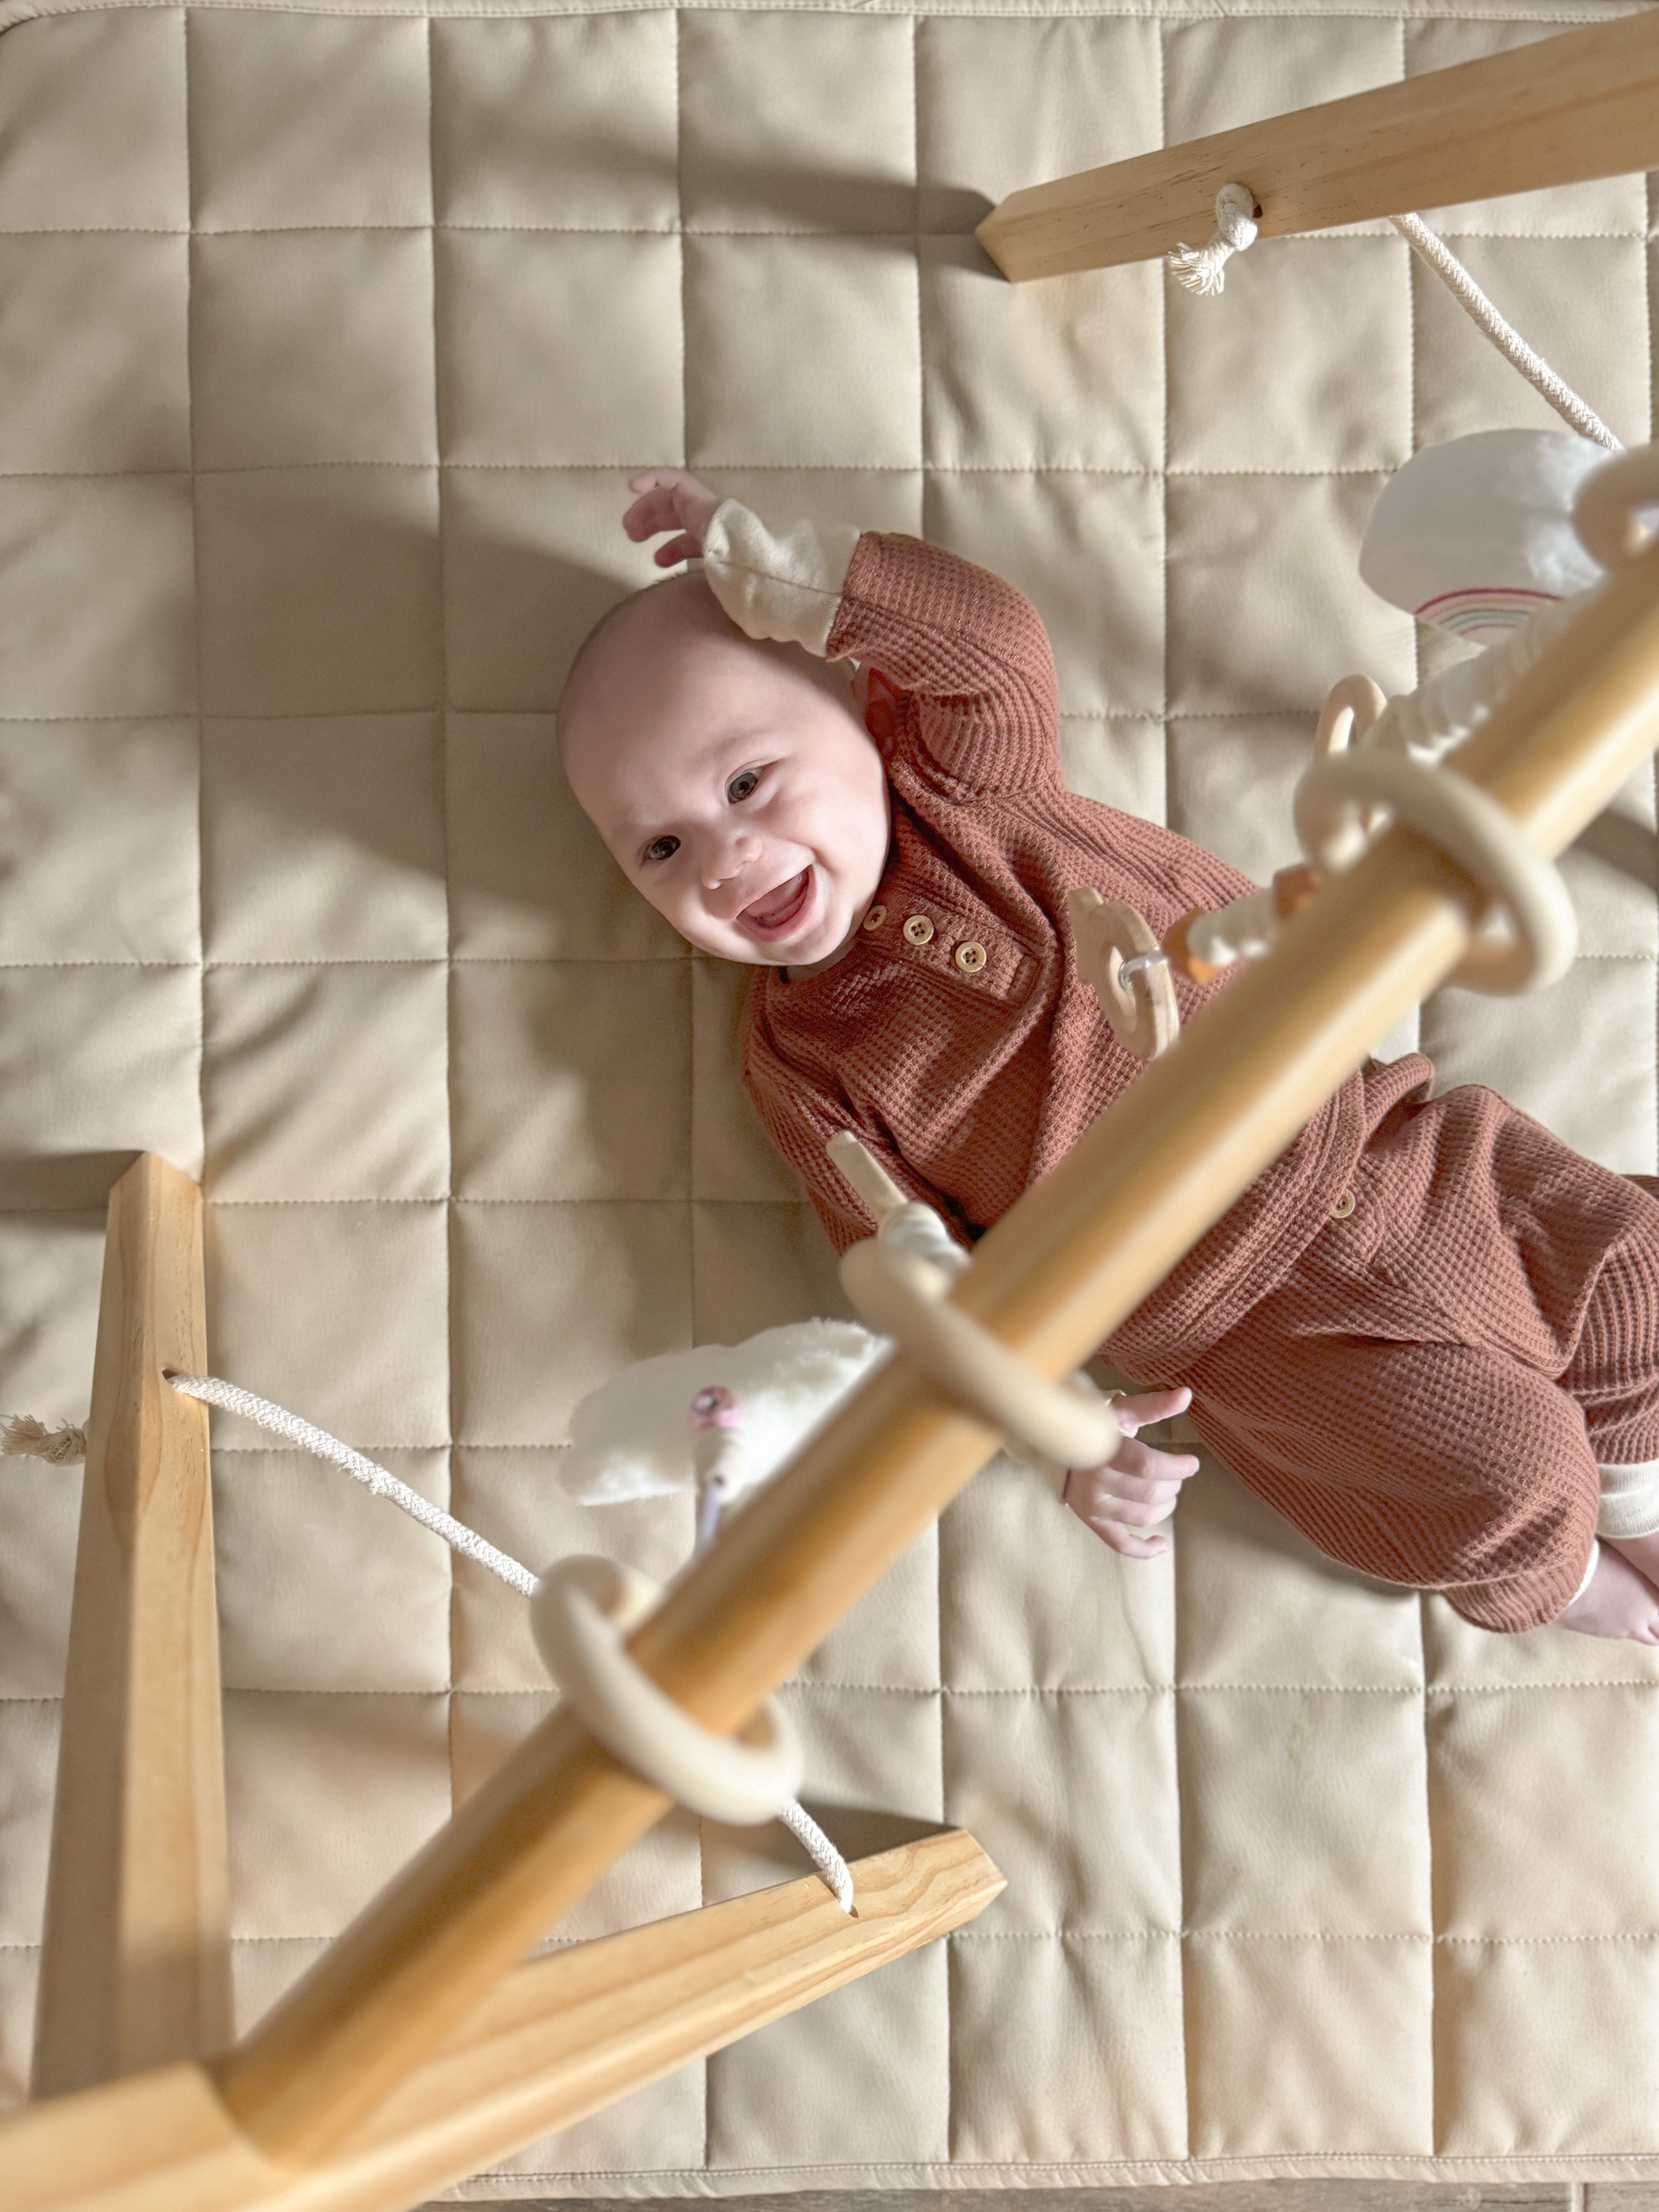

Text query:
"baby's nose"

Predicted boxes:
[[702, 834, 757, 892]]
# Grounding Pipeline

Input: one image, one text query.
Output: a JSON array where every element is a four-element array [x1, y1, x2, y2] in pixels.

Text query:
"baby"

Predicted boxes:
[[559, 459, 1659, 1645]]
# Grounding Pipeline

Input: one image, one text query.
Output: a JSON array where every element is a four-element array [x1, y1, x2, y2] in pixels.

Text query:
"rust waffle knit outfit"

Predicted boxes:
[[706, 511, 1659, 1633]]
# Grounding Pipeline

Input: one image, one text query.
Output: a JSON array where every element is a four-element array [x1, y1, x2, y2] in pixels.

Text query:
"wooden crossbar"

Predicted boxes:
[[33, 1154, 231, 2095], [199, 540, 1659, 2165], [975, 10, 1659, 282], [5, 1833, 1002, 2212]]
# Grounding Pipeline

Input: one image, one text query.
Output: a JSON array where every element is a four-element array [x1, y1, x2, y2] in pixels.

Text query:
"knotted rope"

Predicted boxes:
[[1168, 182, 1620, 450], [1168, 183, 1261, 296]]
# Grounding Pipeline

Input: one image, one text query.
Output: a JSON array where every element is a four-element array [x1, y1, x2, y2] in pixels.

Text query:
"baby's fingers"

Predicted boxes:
[[1106, 1434, 1199, 1487], [1065, 1465, 1182, 1529], [622, 488, 682, 541], [1113, 1385, 1191, 1437], [1078, 1513, 1170, 1560]]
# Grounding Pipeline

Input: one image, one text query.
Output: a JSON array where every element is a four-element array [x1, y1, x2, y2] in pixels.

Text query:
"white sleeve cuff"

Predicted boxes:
[[700, 499, 861, 658]]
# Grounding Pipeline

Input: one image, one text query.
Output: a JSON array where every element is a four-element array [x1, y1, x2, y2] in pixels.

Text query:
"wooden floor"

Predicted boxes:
[[430, 2188, 1659, 2211]]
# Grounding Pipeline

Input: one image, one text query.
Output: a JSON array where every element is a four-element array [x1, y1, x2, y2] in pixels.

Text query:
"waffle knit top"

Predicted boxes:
[[710, 506, 1433, 1377]]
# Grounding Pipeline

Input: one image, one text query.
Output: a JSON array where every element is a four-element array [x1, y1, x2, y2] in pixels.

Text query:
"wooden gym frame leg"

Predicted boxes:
[[2, 1832, 1003, 2212], [975, 10, 1659, 282], [33, 1155, 231, 2095]]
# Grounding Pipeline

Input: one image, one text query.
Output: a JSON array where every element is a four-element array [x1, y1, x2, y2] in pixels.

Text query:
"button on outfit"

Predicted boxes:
[[862, 905, 887, 931], [1331, 1189, 1356, 1219], [903, 915, 934, 946], [955, 941, 988, 974]]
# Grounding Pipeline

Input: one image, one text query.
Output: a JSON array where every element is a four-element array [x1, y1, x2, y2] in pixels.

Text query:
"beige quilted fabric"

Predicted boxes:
[[0, 0, 1658, 2189]]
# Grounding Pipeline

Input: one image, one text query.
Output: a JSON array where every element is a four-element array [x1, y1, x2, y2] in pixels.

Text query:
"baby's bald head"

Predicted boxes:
[[558, 571, 732, 781], [558, 572, 890, 968]]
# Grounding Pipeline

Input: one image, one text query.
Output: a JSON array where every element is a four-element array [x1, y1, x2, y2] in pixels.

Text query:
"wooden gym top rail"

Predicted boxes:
[[975, 11, 1659, 283]]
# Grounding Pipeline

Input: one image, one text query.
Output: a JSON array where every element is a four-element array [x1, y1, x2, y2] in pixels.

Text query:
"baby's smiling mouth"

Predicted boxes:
[[738, 867, 813, 939]]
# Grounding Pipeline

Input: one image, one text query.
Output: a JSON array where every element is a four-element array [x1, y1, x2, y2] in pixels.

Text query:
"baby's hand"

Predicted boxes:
[[1062, 1387, 1199, 1560], [624, 468, 722, 568]]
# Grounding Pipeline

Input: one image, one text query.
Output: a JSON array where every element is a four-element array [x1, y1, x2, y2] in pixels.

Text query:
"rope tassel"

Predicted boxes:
[[1168, 178, 1618, 450], [2, 1415, 87, 1464], [1168, 183, 1262, 295]]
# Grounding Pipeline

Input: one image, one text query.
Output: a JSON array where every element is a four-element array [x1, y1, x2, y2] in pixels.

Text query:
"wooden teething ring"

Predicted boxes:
[[1573, 445, 1659, 571], [1313, 672, 1388, 758], [1294, 750, 1577, 995], [1067, 887, 1180, 1060], [531, 1556, 804, 1823], [839, 1239, 1123, 1469]]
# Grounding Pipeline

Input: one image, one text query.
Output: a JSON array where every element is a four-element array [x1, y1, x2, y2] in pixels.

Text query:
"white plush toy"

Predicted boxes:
[[1359, 426, 1609, 642], [559, 1319, 890, 1513]]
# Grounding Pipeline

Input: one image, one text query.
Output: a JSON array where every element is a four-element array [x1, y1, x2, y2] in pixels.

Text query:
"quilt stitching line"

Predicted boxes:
[[423, 3, 464, 1719], [0, 3, 1636, 23], [0, 460, 1440, 475], [182, 5, 210, 1202], [665, 38, 716, 2169], [0, 221, 1646, 237]]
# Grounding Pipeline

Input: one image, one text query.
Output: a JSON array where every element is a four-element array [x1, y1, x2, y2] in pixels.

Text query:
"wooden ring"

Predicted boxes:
[[1573, 446, 1659, 571], [1067, 888, 1180, 1059], [1313, 673, 1388, 758], [531, 1556, 804, 1823], [839, 1240, 1123, 1470], [1294, 750, 1577, 995]]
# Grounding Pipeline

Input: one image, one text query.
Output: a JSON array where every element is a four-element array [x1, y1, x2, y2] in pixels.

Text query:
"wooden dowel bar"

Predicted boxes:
[[216, 549, 1659, 2165], [4, 1835, 1002, 2212], [975, 11, 1659, 281], [33, 1155, 231, 2097]]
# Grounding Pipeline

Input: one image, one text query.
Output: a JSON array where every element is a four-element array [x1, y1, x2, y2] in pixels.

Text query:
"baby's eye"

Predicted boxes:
[[642, 834, 680, 865], [726, 768, 762, 804]]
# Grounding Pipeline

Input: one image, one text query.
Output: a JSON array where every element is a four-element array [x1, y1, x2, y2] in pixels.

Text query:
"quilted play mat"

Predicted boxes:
[[1, 0, 1659, 2190]]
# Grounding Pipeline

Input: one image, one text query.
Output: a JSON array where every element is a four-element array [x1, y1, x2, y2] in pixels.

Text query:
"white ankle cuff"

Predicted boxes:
[[1574, 1539, 1601, 1602], [1596, 1458, 1659, 1540]]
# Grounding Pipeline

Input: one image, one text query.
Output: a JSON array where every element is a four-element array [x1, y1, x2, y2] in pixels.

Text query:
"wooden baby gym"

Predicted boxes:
[[5, 6, 1659, 2208]]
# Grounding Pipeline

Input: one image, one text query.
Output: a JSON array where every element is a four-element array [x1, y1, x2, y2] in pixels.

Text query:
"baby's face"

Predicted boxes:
[[563, 582, 891, 966]]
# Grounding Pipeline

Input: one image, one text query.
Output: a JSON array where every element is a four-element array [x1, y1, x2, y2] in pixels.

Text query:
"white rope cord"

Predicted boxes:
[[686, 1430, 856, 1911], [777, 1799, 856, 1914], [1387, 214, 1619, 452], [167, 1373, 540, 1595], [158, 1372, 855, 1911], [1167, 181, 1619, 451]]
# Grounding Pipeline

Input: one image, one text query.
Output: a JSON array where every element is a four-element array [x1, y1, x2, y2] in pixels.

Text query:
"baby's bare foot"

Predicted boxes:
[[1557, 1542, 1659, 1642]]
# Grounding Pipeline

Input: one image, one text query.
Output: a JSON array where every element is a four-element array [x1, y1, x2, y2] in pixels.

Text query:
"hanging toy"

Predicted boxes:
[[1066, 433, 1656, 1042]]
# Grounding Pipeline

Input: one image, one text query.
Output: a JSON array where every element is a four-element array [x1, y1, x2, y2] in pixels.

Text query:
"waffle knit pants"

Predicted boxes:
[[1177, 1084, 1659, 1633]]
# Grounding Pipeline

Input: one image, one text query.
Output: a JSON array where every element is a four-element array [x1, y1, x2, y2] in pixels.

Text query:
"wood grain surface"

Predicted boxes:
[[976, 10, 1659, 279], [0, 1837, 1002, 2212], [32, 1154, 231, 2096]]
